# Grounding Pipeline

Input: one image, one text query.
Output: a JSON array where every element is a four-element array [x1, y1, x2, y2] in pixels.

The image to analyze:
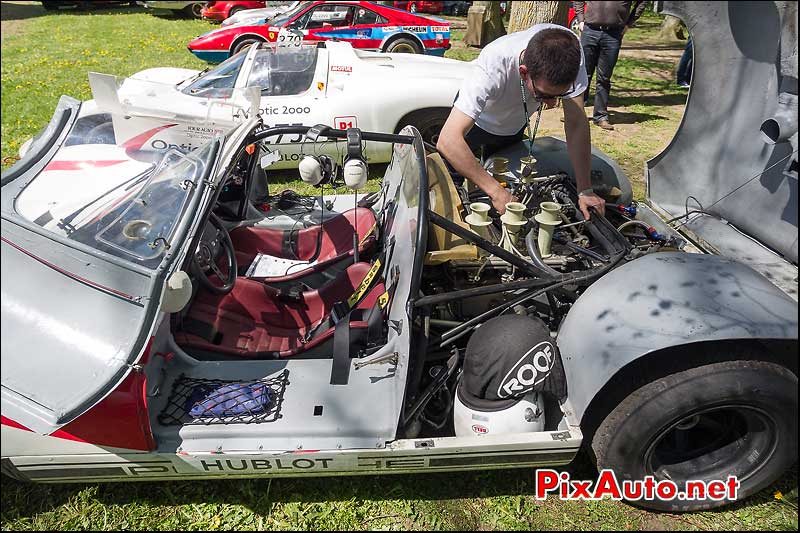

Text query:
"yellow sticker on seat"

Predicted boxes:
[[347, 258, 381, 308]]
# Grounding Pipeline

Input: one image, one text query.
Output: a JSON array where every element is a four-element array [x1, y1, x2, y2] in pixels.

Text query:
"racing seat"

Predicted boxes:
[[229, 207, 377, 284], [174, 262, 385, 359]]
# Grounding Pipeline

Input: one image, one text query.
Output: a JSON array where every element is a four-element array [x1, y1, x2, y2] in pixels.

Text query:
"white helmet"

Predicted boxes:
[[452, 314, 561, 436], [454, 389, 545, 436]]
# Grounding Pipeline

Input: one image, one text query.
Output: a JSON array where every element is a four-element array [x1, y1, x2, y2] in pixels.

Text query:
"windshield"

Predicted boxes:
[[270, 1, 310, 26], [15, 121, 217, 268], [181, 53, 247, 98], [248, 47, 318, 96]]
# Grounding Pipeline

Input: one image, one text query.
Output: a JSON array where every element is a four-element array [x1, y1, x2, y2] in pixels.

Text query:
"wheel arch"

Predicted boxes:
[[393, 106, 451, 134], [380, 32, 425, 53], [577, 338, 798, 445], [556, 252, 798, 431], [229, 33, 267, 55]]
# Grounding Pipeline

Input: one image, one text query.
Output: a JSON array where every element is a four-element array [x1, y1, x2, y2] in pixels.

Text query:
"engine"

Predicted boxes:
[[413, 154, 683, 438]]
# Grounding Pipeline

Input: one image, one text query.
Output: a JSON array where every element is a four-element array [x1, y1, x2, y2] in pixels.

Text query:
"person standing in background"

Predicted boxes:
[[573, 1, 647, 131], [676, 35, 693, 88]]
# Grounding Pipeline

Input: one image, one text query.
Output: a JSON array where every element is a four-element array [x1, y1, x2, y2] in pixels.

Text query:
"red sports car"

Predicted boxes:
[[202, 1, 267, 22], [567, 4, 591, 32], [188, 0, 451, 62], [393, 1, 443, 14]]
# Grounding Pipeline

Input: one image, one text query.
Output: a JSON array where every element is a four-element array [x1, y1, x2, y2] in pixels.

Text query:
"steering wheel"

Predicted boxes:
[[191, 213, 237, 295]]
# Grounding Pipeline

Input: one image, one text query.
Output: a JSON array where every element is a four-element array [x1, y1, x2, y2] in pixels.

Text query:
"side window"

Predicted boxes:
[[305, 4, 355, 29], [354, 7, 386, 25]]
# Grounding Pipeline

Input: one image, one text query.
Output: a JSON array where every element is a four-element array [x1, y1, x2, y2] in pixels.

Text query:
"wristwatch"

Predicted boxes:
[[578, 188, 594, 197]]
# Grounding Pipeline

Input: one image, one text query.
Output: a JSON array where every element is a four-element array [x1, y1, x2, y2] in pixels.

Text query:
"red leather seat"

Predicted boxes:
[[174, 262, 385, 359], [229, 207, 377, 283]]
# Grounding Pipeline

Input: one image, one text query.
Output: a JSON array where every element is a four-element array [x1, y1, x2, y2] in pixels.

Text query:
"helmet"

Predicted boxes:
[[453, 314, 560, 437], [454, 389, 545, 436]]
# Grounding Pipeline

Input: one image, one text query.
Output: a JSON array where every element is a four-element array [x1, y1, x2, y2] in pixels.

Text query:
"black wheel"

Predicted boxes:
[[384, 37, 421, 54], [231, 37, 263, 56], [570, 17, 580, 33], [228, 6, 244, 17], [409, 2, 417, 13], [184, 2, 204, 19], [396, 108, 450, 146], [590, 360, 797, 512]]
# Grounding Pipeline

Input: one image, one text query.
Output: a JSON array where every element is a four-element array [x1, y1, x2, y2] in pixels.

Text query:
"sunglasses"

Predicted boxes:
[[528, 79, 575, 101]]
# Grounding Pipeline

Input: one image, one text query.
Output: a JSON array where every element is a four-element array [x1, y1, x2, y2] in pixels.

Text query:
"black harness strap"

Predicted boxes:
[[330, 312, 352, 385], [281, 228, 299, 260]]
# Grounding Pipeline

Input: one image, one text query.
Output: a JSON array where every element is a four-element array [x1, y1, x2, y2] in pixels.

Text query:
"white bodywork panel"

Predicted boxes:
[[66, 42, 469, 168]]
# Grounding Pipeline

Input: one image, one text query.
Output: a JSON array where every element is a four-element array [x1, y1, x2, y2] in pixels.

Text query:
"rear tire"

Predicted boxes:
[[570, 17, 580, 33], [409, 2, 417, 13], [590, 360, 797, 512], [184, 2, 204, 19], [231, 37, 263, 56], [383, 37, 421, 54], [395, 108, 450, 146], [228, 6, 244, 17]]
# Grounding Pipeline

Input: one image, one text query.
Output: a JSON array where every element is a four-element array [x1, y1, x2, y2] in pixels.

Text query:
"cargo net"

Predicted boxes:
[[157, 370, 289, 426]]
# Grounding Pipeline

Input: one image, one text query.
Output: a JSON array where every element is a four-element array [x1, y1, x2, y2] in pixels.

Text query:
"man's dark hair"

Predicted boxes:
[[524, 28, 581, 87]]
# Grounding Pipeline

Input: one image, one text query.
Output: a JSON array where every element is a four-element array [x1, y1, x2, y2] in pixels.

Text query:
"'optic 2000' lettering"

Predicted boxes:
[[235, 105, 312, 120], [150, 139, 201, 152]]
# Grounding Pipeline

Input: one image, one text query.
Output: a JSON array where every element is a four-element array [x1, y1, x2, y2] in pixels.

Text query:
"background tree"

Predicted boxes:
[[507, 0, 570, 33], [464, 1, 506, 47], [658, 15, 687, 40]]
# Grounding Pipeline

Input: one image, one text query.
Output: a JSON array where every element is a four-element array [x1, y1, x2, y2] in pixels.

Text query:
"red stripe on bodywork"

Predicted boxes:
[[1, 237, 142, 304], [122, 123, 179, 151], [44, 160, 127, 172], [1, 416, 33, 432]]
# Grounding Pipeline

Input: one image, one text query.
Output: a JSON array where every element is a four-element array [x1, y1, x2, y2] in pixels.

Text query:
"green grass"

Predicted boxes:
[[1, 3, 798, 531]]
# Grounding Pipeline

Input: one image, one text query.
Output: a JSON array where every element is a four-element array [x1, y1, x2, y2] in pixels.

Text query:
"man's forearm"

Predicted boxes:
[[565, 119, 592, 192], [438, 135, 503, 198]]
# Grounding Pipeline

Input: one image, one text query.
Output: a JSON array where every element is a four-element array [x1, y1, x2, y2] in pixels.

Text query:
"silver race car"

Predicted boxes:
[[2, 0, 797, 513]]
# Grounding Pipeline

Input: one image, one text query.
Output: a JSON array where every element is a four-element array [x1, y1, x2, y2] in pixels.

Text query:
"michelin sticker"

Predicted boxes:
[[403, 26, 428, 33], [497, 341, 556, 399]]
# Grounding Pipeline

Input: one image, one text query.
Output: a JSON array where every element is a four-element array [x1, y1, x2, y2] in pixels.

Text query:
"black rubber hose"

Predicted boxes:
[[437, 247, 627, 347], [525, 227, 562, 277]]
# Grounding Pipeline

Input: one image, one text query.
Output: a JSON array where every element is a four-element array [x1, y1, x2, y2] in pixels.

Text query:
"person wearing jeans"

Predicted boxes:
[[574, 1, 646, 131], [676, 36, 693, 88]]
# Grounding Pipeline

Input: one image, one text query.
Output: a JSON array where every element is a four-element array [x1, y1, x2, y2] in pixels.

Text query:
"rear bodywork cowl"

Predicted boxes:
[[648, 1, 798, 293]]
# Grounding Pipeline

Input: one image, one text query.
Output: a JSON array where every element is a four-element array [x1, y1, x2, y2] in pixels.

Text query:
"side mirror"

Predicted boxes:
[[161, 271, 193, 314]]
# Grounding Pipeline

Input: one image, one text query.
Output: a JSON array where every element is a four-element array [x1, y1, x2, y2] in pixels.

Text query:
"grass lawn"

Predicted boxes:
[[1, 2, 798, 530]]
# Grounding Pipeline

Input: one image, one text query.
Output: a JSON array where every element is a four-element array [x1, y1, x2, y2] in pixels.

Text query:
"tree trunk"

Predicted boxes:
[[658, 15, 686, 40], [464, 1, 506, 47], [507, 0, 570, 33]]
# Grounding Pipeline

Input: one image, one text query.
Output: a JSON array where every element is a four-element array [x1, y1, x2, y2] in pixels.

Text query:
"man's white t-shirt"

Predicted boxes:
[[454, 24, 588, 136]]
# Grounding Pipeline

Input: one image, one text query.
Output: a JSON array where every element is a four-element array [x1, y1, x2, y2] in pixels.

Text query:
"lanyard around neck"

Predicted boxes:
[[520, 76, 542, 159]]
